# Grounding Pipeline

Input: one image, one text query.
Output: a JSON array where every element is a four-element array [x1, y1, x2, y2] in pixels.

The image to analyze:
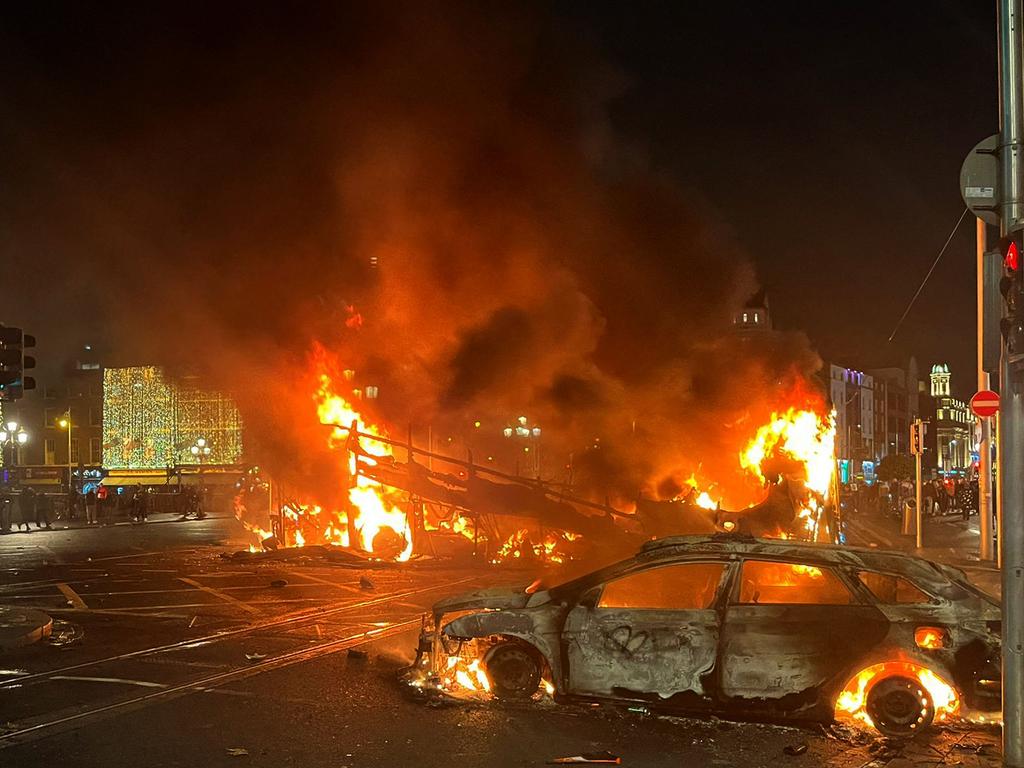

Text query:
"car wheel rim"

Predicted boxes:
[[488, 646, 538, 694], [866, 676, 934, 737]]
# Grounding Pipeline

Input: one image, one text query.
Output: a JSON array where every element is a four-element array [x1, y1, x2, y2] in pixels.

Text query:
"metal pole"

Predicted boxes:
[[979, 217, 995, 561], [1000, 0, 1024, 761], [915, 447, 923, 550], [998, 411, 1004, 569], [67, 417, 73, 495]]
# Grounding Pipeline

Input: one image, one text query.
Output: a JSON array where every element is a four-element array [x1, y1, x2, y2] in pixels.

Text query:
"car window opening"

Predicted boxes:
[[737, 560, 853, 605], [597, 562, 726, 610], [857, 571, 933, 604]]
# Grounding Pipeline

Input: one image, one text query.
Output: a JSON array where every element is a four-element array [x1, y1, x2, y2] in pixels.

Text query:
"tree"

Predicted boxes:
[[876, 454, 915, 482]]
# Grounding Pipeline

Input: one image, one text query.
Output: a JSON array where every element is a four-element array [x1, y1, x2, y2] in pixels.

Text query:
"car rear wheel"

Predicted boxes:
[[866, 675, 935, 737], [484, 642, 541, 699]]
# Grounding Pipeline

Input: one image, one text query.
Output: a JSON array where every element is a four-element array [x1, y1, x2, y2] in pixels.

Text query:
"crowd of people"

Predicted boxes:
[[846, 476, 982, 521], [0, 484, 208, 534]]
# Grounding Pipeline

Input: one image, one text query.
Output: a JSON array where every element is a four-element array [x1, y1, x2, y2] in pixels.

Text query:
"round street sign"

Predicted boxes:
[[960, 134, 1001, 226], [970, 389, 1000, 418]]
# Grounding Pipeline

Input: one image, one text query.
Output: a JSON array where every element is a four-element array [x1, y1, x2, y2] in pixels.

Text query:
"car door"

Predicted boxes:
[[719, 559, 888, 709], [562, 560, 730, 700]]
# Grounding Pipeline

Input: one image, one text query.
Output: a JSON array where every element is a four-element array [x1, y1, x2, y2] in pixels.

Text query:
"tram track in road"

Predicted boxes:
[[0, 575, 475, 691], [0, 617, 422, 748]]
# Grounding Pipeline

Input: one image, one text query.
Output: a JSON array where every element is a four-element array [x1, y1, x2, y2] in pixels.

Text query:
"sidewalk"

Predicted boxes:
[[1, 511, 229, 535], [0, 606, 52, 650]]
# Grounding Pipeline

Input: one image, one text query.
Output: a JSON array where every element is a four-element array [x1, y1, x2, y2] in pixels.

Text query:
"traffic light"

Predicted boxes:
[[910, 421, 923, 455], [0, 325, 36, 402], [999, 231, 1024, 370]]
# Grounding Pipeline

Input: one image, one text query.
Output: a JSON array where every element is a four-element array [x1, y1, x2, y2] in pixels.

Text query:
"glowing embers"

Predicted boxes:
[[490, 528, 580, 565], [835, 661, 960, 735], [914, 627, 948, 650], [444, 655, 491, 694]]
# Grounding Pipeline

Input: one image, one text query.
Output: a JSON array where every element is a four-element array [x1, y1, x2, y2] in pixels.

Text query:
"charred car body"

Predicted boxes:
[[414, 534, 1001, 737]]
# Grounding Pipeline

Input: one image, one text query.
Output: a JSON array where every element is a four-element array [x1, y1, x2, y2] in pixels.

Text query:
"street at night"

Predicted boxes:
[[2, 2, 1024, 766], [0, 513, 1003, 767]]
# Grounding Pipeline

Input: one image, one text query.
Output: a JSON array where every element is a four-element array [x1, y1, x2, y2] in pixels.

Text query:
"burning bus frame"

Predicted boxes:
[[411, 534, 1002, 738]]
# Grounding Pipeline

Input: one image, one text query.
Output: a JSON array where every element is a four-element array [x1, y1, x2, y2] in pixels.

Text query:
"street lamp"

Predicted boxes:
[[0, 421, 28, 480], [190, 437, 212, 490], [57, 413, 73, 492], [503, 416, 541, 478]]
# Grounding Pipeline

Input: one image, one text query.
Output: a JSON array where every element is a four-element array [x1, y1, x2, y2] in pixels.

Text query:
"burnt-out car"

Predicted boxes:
[[414, 534, 1001, 737]]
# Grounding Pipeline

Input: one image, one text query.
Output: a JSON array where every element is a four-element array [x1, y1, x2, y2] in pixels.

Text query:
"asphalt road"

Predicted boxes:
[[0, 514, 1004, 768]]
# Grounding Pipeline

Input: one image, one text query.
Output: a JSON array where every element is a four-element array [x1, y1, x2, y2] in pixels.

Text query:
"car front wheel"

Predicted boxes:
[[483, 642, 541, 699], [866, 675, 935, 738]]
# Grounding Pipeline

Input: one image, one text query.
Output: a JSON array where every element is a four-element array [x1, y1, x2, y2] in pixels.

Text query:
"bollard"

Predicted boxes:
[[901, 500, 915, 536]]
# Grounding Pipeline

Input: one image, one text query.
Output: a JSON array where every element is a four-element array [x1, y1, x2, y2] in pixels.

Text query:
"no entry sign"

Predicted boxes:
[[970, 389, 1000, 418]]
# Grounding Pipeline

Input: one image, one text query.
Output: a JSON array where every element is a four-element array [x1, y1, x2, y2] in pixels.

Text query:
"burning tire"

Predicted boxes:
[[865, 675, 935, 737], [483, 642, 541, 699]]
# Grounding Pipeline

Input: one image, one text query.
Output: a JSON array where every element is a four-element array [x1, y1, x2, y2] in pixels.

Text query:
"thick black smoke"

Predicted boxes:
[[0, 3, 821, 505]]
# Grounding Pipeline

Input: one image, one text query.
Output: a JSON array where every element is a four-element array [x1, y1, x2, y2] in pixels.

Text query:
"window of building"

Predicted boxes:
[[598, 563, 726, 610], [70, 438, 80, 464], [89, 407, 101, 427], [89, 438, 101, 464], [736, 560, 853, 605], [752, 312, 759, 324], [44, 438, 56, 465], [44, 408, 59, 428], [857, 571, 933, 604], [742, 313, 748, 323]]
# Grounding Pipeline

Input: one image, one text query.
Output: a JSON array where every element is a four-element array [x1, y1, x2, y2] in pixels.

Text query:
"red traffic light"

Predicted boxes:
[[1006, 239, 1020, 272]]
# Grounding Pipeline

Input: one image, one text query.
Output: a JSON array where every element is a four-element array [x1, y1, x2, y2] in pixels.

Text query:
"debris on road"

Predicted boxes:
[[245, 653, 267, 662], [347, 648, 368, 660], [225, 747, 249, 757], [46, 619, 83, 648], [783, 743, 808, 756], [547, 751, 621, 764], [269, 579, 287, 588], [359, 576, 375, 590]]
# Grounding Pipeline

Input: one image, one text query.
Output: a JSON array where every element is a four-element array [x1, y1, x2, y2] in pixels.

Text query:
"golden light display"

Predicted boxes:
[[103, 366, 244, 469]]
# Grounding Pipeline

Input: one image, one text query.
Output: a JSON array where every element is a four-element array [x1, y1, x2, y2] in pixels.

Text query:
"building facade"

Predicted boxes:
[[828, 364, 876, 482], [928, 363, 972, 475], [822, 357, 923, 484], [867, 358, 921, 463], [732, 290, 772, 332]]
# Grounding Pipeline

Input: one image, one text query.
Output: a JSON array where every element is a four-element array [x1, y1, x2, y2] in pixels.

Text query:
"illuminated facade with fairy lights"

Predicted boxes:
[[103, 367, 243, 469]]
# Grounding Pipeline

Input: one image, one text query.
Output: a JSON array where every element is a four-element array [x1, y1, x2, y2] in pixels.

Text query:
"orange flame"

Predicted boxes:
[[835, 661, 960, 728], [315, 370, 413, 561]]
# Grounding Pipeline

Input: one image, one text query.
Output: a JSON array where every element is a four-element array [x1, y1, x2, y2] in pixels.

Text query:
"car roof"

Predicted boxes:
[[634, 533, 959, 591]]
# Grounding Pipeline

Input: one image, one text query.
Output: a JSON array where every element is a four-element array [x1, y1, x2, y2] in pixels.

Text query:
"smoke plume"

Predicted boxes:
[[0, 3, 822, 506]]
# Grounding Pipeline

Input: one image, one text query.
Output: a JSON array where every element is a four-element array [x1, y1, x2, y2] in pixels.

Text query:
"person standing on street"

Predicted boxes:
[[0, 493, 10, 533], [84, 488, 97, 525], [16, 489, 33, 532], [35, 491, 52, 529]]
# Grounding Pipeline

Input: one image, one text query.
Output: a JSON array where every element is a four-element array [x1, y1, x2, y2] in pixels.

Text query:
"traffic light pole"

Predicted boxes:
[[999, 0, 1024, 763], [978, 217, 995, 562], [914, 446, 922, 549]]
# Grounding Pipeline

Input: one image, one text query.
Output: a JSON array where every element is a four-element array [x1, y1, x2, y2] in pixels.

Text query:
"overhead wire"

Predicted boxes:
[[887, 206, 970, 343]]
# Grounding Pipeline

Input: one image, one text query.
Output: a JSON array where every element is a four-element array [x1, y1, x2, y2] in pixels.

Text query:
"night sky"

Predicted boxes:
[[0, 1, 997, 398]]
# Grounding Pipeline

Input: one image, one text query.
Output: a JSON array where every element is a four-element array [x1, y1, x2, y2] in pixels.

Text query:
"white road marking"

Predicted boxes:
[[50, 676, 167, 689], [56, 583, 87, 609], [178, 577, 260, 615]]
